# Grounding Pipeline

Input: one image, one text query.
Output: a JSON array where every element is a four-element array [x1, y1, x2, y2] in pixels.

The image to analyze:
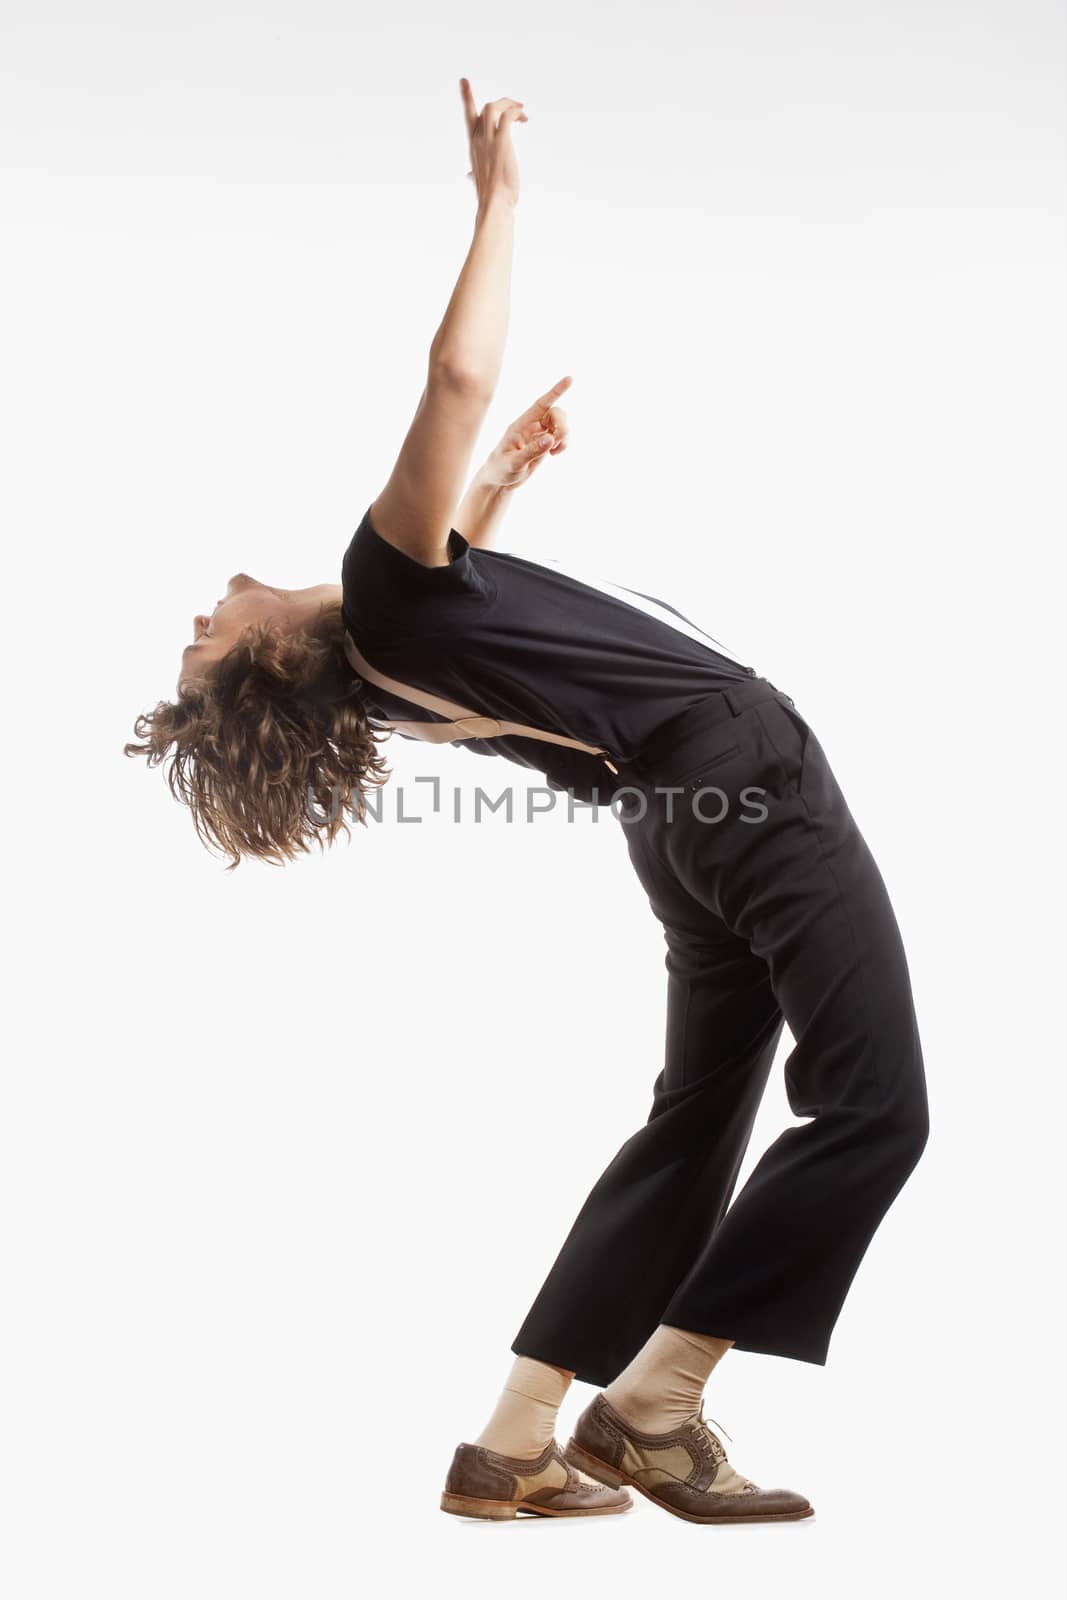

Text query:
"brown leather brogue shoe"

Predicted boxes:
[[564, 1393, 814, 1524], [440, 1436, 633, 1520]]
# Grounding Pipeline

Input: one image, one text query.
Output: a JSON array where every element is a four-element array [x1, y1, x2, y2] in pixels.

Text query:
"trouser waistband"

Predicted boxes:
[[616, 675, 795, 783]]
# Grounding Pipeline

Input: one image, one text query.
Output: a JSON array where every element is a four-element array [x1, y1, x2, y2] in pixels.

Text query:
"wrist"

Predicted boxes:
[[475, 190, 517, 225], [468, 463, 506, 498]]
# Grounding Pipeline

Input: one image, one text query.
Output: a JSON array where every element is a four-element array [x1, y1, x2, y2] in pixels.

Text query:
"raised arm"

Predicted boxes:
[[368, 81, 526, 568]]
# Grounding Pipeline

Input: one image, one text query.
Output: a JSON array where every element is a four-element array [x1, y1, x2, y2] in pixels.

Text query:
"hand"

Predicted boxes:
[[460, 78, 528, 208], [480, 375, 573, 491]]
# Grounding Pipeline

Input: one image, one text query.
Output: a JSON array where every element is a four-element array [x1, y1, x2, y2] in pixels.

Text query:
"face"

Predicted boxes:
[[177, 573, 341, 693]]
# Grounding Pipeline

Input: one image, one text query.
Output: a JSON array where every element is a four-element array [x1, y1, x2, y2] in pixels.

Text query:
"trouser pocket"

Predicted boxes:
[[662, 743, 743, 791], [754, 698, 811, 799]]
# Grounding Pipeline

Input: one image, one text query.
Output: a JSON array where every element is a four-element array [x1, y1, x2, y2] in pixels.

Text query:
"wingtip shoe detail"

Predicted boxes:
[[440, 1436, 633, 1520], [564, 1393, 814, 1524]]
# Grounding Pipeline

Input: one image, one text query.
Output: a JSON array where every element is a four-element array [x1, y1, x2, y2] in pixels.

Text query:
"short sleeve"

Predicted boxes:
[[341, 503, 495, 642]]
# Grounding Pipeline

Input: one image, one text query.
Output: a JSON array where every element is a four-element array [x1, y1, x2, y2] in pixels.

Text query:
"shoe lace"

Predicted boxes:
[[694, 1397, 732, 1452], [691, 1400, 758, 1492]]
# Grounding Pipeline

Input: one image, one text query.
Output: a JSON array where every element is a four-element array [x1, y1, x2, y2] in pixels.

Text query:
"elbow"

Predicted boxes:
[[427, 356, 495, 405]]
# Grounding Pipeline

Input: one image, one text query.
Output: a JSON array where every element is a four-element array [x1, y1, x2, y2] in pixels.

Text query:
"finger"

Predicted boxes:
[[516, 375, 573, 423], [484, 96, 525, 130], [496, 104, 529, 131], [543, 405, 569, 450], [520, 430, 557, 463], [460, 78, 478, 135]]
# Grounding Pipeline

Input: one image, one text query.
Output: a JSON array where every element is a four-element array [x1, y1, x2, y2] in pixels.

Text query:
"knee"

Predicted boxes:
[[907, 1096, 930, 1166], [859, 1055, 929, 1170], [886, 1085, 930, 1174]]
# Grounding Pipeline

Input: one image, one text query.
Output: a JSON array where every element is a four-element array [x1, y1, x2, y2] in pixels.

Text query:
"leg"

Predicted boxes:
[[511, 833, 785, 1388], [603, 1324, 734, 1430], [472, 1356, 575, 1457], [515, 685, 929, 1381], [652, 693, 931, 1360]]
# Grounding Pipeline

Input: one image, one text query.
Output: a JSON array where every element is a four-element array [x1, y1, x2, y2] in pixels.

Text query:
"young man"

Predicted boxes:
[[130, 80, 930, 1525]]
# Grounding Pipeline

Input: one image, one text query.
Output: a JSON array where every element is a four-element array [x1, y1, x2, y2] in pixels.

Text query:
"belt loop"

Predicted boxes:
[[723, 675, 793, 715]]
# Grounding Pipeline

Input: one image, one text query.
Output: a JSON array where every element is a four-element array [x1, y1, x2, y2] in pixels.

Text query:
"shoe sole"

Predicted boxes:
[[564, 1438, 815, 1525], [440, 1489, 632, 1521]]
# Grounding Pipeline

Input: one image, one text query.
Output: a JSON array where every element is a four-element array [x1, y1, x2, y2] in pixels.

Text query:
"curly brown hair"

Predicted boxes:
[[124, 603, 391, 870]]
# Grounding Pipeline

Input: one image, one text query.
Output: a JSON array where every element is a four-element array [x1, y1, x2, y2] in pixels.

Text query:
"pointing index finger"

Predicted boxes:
[[521, 375, 574, 421], [459, 77, 478, 135]]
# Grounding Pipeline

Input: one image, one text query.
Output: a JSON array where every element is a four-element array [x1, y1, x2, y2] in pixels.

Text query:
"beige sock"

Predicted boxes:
[[603, 1324, 734, 1434], [473, 1356, 576, 1459]]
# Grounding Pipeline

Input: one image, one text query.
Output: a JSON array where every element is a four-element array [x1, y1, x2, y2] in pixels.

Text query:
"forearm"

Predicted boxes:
[[454, 468, 511, 548], [429, 194, 516, 395]]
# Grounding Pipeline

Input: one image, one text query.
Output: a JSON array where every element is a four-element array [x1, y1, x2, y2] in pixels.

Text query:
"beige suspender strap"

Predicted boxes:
[[342, 630, 618, 770]]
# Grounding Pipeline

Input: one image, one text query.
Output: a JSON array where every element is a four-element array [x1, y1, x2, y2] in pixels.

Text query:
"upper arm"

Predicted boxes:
[[369, 367, 491, 568]]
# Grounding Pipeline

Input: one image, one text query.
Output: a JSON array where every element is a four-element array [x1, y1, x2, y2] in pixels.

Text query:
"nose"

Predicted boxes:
[[193, 613, 210, 638]]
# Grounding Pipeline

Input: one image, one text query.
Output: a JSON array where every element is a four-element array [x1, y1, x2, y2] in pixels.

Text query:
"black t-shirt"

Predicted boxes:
[[340, 504, 757, 799]]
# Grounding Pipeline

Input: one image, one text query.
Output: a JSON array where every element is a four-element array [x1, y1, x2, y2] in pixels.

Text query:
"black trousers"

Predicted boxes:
[[511, 676, 930, 1387]]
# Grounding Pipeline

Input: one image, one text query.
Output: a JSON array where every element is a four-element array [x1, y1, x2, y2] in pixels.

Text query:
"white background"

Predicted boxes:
[[4, 2, 1065, 1595]]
